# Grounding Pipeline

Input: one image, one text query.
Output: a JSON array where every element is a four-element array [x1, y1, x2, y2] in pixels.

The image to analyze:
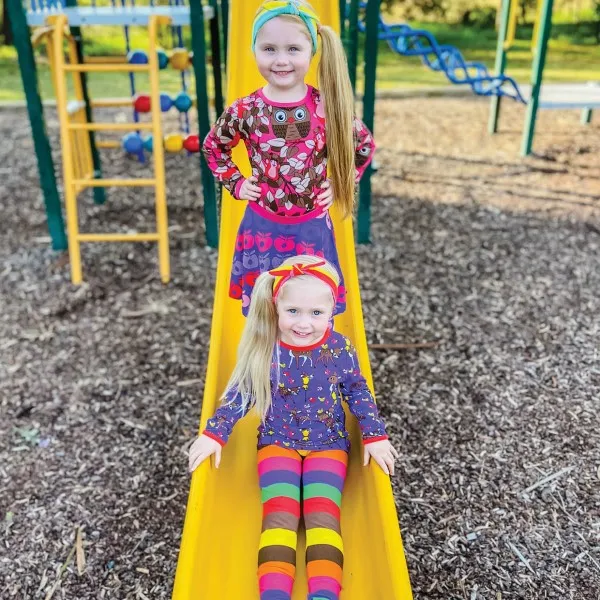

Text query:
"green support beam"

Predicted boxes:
[[7, 0, 67, 251], [357, 0, 380, 245], [521, 0, 554, 156], [339, 0, 347, 44], [221, 0, 229, 69], [581, 108, 592, 124], [209, 0, 224, 117], [488, 0, 512, 134], [65, 0, 106, 205], [347, 0, 360, 94], [191, 0, 219, 247]]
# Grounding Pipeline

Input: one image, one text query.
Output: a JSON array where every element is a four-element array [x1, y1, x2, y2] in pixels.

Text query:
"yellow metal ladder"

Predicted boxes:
[[47, 14, 170, 284]]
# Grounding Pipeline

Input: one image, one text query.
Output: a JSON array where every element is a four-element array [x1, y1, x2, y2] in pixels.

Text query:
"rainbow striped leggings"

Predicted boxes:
[[257, 445, 348, 600]]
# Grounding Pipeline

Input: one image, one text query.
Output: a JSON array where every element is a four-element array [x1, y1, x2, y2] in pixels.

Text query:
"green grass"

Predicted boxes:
[[0, 21, 598, 102]]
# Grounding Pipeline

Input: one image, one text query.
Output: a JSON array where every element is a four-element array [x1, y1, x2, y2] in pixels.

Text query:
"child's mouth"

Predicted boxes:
[[292, 330, 310, 337]]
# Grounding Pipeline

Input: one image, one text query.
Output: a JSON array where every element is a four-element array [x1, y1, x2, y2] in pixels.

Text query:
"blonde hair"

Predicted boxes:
[[318, 25, 356, 219], [255, 2, 357, 219], [222, 254, 341, 419]]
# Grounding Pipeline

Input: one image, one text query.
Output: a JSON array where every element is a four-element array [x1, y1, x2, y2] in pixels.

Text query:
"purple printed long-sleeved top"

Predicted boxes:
[[202, 86, 376, 218], [203, 330, 388, 452]]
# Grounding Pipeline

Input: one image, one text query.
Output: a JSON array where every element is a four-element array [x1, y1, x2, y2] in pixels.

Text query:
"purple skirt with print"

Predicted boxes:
[[230, 203, 346, 316]]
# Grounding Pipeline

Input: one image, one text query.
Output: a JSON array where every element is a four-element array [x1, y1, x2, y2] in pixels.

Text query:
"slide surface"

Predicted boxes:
[[172, 2, 413, 598]]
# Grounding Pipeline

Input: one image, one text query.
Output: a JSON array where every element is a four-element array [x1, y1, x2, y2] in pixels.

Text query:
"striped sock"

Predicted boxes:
[[303, 449, 348, 600], [257, 446, 302, 600]]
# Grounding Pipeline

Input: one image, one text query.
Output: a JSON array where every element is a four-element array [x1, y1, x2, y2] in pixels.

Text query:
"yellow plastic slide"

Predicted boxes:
[[172, 1, 413, 598]]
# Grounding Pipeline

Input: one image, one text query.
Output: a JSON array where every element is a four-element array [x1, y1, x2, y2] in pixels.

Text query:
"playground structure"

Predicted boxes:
[[355, 3, 526, 102], [7, 0, 597, 260], [172, 1, 413, 598], [490, 0, 599, 155], [6, 0, 384, 267], [335, 0, 598, 242], [41, 11, 173, 284], [348, 0, 597, 159], [6, 0, 224, 279]]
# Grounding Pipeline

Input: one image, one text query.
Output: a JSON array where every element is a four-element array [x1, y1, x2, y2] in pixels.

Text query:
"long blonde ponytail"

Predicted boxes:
[[222, 270, 279, 420], [318, 25, 356, 219]]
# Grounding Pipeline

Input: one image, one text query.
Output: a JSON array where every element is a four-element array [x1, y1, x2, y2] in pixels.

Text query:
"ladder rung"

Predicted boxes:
[[73, 178, 157, 188], [63, 64, 150, 73], [68, 122, 153, 131], [91, 98, 136, 108], [77, 233, 160, 243], [96, 141, 121, 149]]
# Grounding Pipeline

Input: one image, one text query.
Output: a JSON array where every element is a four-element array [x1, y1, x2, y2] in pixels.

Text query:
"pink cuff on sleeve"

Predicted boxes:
[[363, 435, 388, 445], [233, 178, 245, 200], [203, 430, 227, 446]]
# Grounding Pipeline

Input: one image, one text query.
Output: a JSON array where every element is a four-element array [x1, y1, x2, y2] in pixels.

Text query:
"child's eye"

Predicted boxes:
[[264, 46, 274, 52], [289, 46, 299, 52], [288, 308, 297, 314], [313, 310, 322, 316]]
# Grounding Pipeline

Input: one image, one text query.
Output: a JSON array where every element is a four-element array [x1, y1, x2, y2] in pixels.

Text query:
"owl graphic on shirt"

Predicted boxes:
[[271, 105, 311, 141]]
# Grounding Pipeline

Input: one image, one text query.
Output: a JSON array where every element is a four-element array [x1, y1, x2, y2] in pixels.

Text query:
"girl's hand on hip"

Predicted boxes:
[[363, 440, 399, 476], [316, 179, 334, 210], [239, 176, 261, 201], [188, 434, 223, 473]]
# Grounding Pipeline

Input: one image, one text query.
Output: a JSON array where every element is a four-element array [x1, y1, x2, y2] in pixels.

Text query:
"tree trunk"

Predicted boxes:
[[2, 0, 14, 46]]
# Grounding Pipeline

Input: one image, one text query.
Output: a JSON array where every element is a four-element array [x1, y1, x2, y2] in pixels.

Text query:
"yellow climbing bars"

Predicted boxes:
[[46, 14, 170, 284], [504, 0, 545, 52]]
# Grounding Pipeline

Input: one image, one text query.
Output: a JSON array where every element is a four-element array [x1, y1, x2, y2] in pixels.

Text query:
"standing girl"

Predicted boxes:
[[202, 0, 376, 315], [188, 255, 398, 600]]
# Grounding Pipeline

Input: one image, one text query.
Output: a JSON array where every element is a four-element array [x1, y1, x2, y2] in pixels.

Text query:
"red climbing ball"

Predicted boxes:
[[133, 94, 151, 113], [183, 134, 200, 153]]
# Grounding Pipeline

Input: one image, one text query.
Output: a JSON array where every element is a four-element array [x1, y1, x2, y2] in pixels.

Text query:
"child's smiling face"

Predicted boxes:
[[254, 17, 313, 96], [277, 277, 333, 347]]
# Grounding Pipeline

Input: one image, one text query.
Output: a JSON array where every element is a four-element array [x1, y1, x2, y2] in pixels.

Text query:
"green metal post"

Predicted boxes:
[[339, 0, 347, 45], [65, 0, 106, 205], [209, 0, 224, 117], [521, 0, 554, 156], [7, 0, 67, 250], [347, 0, 360, 94], [191, 0, 219, 247], [488, 0, 512, 134], [221, 0, 229, 70], [357, 0, 380, 245], [581, 108, 592, 124]]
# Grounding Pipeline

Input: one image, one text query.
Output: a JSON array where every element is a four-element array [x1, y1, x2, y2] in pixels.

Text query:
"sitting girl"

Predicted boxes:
[[189, 255, 397, 600]]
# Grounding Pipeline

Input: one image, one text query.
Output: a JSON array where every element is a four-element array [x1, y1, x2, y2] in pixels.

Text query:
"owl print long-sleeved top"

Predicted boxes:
[[202, 86, 376, 218], [203, 330, 388, 452]]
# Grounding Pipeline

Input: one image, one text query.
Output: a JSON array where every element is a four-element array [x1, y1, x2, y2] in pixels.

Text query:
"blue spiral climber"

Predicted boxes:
[[357, 5, 526, 104]]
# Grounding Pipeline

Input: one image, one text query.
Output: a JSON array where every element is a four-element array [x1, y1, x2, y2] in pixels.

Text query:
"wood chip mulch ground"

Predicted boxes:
[[1, 96, 599, 599]]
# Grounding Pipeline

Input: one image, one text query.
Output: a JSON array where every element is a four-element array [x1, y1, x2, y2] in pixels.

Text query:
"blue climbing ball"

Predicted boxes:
[[127, 50, 148, 65], [122, 132, 144, 155], [173, 91, 193, 113], [157, 49, 169, 70], [160, 93, 173, 112], [143, 135, 154, 153]]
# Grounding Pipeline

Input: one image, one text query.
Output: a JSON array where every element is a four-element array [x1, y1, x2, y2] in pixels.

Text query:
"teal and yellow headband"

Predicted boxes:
[[252, 1, 320, 55]]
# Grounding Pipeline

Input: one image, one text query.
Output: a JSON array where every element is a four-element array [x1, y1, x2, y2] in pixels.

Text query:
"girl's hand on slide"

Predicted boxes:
[[188, 434, 223, 473], [316, 179, 334, 210], [239, 176, 261, 201], [363, 440, 399, 476]]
